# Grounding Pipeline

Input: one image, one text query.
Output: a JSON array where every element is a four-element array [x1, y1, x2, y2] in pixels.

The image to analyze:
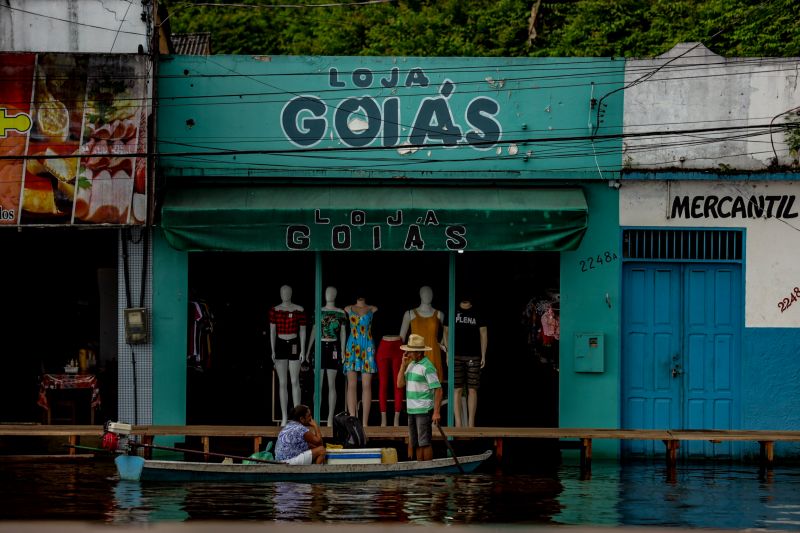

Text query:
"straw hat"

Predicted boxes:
[[400, 333, 432, 352]]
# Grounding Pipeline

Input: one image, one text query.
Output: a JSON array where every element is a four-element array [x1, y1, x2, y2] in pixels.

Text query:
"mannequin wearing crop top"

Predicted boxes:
[[269, 285, 307, 426], [306, 286, 346, 426]]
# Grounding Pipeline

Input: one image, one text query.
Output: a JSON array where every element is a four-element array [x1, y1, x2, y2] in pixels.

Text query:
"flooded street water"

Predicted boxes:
[[1, 458, 799, 529]]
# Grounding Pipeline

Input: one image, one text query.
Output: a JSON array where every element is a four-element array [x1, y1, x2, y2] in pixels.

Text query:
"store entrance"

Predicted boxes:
[[0, 229, 117, 424], [187, 251, 559, 427]]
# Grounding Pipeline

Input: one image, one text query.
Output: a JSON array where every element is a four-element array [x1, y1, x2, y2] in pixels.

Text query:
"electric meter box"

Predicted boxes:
[[124, 307, 148, 344], [574, 333, 604, 372]]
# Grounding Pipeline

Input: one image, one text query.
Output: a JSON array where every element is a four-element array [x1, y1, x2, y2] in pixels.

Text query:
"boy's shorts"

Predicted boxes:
[[408, 411, 433, 447]]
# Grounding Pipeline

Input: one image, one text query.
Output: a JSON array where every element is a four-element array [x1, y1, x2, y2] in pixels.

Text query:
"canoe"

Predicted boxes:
[[115, 450, 492, 482]]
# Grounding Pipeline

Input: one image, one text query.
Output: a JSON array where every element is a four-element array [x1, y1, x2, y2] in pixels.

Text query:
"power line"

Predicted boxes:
[[173, 0, 392, 9], [0, 4, 146, 36], [2, 121, 795, 162]]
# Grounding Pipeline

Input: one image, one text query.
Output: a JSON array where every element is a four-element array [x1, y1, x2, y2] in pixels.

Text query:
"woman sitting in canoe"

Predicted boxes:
[[275, 404, 327, 465]]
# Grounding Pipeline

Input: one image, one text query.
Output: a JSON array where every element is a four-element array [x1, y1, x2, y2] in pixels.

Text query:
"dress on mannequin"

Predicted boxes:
[[344, 298, 378, 427], [399, 286, 445, 380], [269, 285, 307, 426], [306, 286, 346, 427]]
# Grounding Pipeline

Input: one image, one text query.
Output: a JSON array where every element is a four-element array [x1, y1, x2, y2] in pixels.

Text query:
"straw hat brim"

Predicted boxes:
[[400, 345, 432, 352]]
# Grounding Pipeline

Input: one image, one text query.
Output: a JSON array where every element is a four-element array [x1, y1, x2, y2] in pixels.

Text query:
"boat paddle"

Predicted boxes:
[[128, 441, 283, 465], [435, 423, 464, 474]]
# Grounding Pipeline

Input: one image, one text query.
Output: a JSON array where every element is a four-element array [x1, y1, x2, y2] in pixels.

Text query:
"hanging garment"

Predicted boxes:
[[188, 300, 214, 370], [376, 337, 404, 413], [344, 310, 376, 373], [410, 309, 443, 380]]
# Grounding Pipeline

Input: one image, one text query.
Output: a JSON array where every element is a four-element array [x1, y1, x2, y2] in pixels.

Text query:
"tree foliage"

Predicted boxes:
[[162, 0, 800, 57]]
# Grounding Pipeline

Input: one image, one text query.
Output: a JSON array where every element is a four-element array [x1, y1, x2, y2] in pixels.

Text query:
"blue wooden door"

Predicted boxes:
[[622, 263, 742, 457]]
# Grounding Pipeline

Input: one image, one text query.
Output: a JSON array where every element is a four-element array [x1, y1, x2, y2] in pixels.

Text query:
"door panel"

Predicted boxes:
[[622, 262, 741, 458], [622, 265, 681, 455]]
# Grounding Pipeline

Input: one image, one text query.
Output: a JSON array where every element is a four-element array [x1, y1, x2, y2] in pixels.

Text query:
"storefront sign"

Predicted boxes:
[[670, 194, 798, 219], [157, 56, 625, 179], [0, 52, 149, 226], [282, 67, 501, 150], [286, 208, 467, 251], [160, 185, 588, 253]]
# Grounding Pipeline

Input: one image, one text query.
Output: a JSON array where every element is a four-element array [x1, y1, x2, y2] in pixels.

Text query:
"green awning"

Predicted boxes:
[[160, 185, 588, 252]]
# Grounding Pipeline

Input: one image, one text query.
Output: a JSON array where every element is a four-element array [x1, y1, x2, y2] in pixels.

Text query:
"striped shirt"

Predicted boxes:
[[404, 357, 441, 414]]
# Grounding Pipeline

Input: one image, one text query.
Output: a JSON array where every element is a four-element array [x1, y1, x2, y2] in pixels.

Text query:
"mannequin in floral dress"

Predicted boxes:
[[344, 297, 378, 427]]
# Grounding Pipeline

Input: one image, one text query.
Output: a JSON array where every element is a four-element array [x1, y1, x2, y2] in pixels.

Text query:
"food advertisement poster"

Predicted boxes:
[[0, 53, 148, 226]]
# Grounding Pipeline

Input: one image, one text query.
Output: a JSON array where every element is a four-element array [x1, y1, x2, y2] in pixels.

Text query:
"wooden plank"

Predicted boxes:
[[0, 454, 95, 462], [0, 425, 103, 436], [3, 425, 800, 449]]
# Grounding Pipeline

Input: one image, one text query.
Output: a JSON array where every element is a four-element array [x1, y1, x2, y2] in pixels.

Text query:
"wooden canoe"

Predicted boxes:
[[116, 450, 492, 482]]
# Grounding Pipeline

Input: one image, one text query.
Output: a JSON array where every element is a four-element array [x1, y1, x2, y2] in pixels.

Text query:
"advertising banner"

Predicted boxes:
[[0, 53, 149, 225]]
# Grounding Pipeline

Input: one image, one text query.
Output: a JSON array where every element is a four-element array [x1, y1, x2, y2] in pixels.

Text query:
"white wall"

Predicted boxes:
[[623, 43, 800, 170], [620, 180, 800, 327], [0, 0, 149, 53]]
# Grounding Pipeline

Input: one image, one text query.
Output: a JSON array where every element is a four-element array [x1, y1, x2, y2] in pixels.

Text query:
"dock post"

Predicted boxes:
[[664, 439, 679, 467], [202, 437, 210, 462], [759, 441, 775, 467], [579, 438, 592, 477], [68, 435, 78, 456], [494, 437, 504, 463], [142, 435, 154, 459]]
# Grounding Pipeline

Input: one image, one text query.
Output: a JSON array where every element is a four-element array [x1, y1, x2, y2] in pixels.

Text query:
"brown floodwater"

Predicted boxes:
[[0, 457, 799, 529]]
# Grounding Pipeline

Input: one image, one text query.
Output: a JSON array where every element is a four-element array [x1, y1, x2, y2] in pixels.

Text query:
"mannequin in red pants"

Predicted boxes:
[[377, 335, 404, 426]]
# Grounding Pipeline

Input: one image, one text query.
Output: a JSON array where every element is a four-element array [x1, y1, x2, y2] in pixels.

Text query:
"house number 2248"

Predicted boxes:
[[580, 251, 618, 272], [777, 287, 800, 313]]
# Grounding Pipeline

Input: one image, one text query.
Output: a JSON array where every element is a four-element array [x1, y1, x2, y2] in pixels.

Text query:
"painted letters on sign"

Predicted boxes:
[[670, 195, 799, 219], [281, 67, 502, 151], [285, 208, 468, 252]]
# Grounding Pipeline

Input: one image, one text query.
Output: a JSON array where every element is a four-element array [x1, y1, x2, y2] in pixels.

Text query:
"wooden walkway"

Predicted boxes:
[[2, 425, 799, 473]]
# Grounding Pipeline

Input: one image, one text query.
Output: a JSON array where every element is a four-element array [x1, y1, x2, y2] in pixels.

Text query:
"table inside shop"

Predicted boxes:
[[37, 373, 101, 424]]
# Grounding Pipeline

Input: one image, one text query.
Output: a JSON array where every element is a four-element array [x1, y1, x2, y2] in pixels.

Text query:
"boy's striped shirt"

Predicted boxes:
[[405, 357, 441, 414]]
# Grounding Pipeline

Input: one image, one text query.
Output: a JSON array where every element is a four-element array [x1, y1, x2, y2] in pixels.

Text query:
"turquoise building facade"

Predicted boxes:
[[146, 51, 800, 459]]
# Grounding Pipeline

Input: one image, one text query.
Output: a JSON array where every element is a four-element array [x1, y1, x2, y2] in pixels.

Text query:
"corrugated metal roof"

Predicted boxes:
[[171, 32, 212, 55]]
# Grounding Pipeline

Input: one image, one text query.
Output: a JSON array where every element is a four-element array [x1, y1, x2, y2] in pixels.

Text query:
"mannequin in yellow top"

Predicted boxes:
[[399, 286, 445, 380]]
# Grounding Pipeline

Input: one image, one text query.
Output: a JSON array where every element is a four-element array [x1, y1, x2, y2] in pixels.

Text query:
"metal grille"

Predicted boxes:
[[622, 229, 743, 261]]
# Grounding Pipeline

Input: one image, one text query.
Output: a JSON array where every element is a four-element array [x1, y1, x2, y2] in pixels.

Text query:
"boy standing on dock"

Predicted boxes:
[[397, 334, 442, 461]]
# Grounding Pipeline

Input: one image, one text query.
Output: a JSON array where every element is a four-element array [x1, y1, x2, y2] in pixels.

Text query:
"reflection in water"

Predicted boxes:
[[2, 458, 800, 529]]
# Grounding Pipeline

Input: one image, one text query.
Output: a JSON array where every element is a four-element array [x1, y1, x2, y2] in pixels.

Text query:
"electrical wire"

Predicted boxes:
[[0, 4, 146, 36]]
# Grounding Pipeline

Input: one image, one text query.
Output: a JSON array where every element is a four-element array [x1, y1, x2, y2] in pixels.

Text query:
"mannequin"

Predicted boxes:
[[344, 296, 378, 427], [443, 297, 487, 427], [306, 286, 346, 426], [376, 334, 404, 426], [399, 286, 445, 380], [269, 285, 307, 426]]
